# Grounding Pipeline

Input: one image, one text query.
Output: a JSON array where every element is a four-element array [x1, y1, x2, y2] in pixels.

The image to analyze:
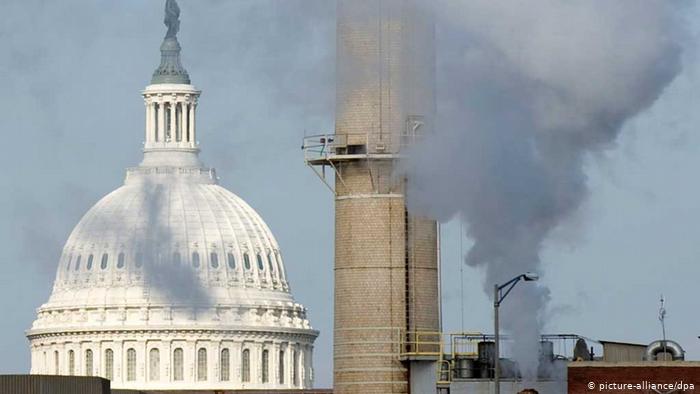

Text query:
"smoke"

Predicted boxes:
[[404, 0, 688, 380], [135, 181, 212, 306]]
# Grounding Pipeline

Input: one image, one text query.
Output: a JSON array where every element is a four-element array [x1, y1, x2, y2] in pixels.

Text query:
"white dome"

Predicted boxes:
[[28, 6, 317, 388], [45, 167, 295, 311], [28, 166, 318, 391]]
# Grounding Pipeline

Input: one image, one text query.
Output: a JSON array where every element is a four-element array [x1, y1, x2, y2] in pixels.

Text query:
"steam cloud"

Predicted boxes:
[[405, 0, 687, 380]]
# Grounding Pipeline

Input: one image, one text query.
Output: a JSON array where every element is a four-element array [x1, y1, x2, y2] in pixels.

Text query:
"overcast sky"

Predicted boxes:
[[1, 1, 700, 388]]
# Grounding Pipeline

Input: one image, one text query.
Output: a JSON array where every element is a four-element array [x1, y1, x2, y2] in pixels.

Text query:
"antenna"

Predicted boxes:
[[659, 294, 668, 360]]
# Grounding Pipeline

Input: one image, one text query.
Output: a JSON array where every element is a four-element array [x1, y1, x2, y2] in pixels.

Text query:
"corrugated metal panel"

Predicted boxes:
[[0, 375, 110, 394], [601, 343, 646, 362]]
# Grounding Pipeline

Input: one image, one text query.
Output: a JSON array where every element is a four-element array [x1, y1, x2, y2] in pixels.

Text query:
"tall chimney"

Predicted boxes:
[[317, 1, 441, 392]]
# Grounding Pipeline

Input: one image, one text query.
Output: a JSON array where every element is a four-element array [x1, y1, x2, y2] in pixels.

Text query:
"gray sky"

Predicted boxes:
[[1, 1, 700, 388]]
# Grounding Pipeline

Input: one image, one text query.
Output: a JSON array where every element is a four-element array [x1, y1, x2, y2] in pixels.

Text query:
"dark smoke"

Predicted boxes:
[[404, 0, 688, 380], [136, 181, 212, 306]]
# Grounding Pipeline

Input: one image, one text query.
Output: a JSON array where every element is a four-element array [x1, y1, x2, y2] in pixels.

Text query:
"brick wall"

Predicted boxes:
[[568, 362, 700, 393]]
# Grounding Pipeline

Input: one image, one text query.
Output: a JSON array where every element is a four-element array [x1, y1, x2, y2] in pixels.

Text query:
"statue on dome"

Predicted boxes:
[[164, 0, 181, 39]]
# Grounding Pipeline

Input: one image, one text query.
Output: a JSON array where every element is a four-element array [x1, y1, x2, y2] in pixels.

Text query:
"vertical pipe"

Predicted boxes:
[[437, 221, 442, 333], [494, 285, 500, 394]]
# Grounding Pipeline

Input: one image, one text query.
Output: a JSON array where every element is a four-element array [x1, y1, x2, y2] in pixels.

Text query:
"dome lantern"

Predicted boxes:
[[141, 0, 201, 167]]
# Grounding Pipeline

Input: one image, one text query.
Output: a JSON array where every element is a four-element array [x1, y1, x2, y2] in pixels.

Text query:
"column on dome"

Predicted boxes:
[[136, 341, 145, 382], [232, 341, 243, 385], [189, 101, 196, 145], [299, 346, 305, 387], [150, 101, 155, 143], [169, 96, 177, 143], [157, 96, 165, 143], [115, 340, 124, 382], [176, 101, 182, 142], [254, 342, 263, 384], [95, 342, 102, 378], [182, 99, 190, 145], [59, 343, 67, 375], [165, 340, 172, 381], [145, 99, 151, 144], [270, 342, 278, 386], [188, 340, 197, 382], [214, 340, 221, 382]]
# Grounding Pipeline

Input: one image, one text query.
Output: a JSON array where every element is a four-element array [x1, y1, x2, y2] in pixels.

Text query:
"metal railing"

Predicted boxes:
[[301, 127, 426, 165], [302, 133, 370, 164]]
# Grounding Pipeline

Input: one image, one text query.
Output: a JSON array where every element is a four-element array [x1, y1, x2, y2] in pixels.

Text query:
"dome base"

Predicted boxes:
[[28, 327, 316, 390]]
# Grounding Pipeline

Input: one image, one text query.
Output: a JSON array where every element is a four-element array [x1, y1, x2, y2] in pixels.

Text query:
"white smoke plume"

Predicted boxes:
[[405, 0, 688, 380]]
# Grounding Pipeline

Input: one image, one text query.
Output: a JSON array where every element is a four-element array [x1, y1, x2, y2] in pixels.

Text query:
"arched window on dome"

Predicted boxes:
[[220, 348, 230, 381], [68, 350, 75, 375], [241, 349, 250, 383], [66, 255, 72, 271], [85, 349, 93, 376], [173, 251, 181, 266], [192, 251, 200, 269], [126, 348, 136, 381], [86, 254, 94, 270], [262, 349, 269, 383], [54, 351, 59, 374], [149, 348, 160, 381], [278, 350, 285, 384], [197, 348, 207, 381], [210, 252, 219, 269], [227, 252, 236, 270], [243, 253, 251, 270], [256, 254, 265, 271], [173, 348, 184, 381], [293, 350, 299, 386], [100, 253, 109, 270], [117, 252, 125, 269], [105, 349, 114, 380]]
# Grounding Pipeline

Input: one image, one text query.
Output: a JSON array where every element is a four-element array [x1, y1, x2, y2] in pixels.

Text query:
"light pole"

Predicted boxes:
[[494, 272, 539, 394]]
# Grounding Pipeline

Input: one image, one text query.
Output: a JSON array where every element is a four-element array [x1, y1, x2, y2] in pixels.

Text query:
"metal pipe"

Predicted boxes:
[[645, 340, 684, 361], [494, 284, 500, 394], [437, 222, 442, 333]]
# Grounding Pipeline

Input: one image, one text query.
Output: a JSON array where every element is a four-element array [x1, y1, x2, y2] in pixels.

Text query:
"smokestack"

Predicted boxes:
[[304, 1, 440, 392]]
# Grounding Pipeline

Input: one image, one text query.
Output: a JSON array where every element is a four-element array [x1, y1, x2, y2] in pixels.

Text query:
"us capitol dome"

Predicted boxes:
[[26, 0, 317, 390]]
